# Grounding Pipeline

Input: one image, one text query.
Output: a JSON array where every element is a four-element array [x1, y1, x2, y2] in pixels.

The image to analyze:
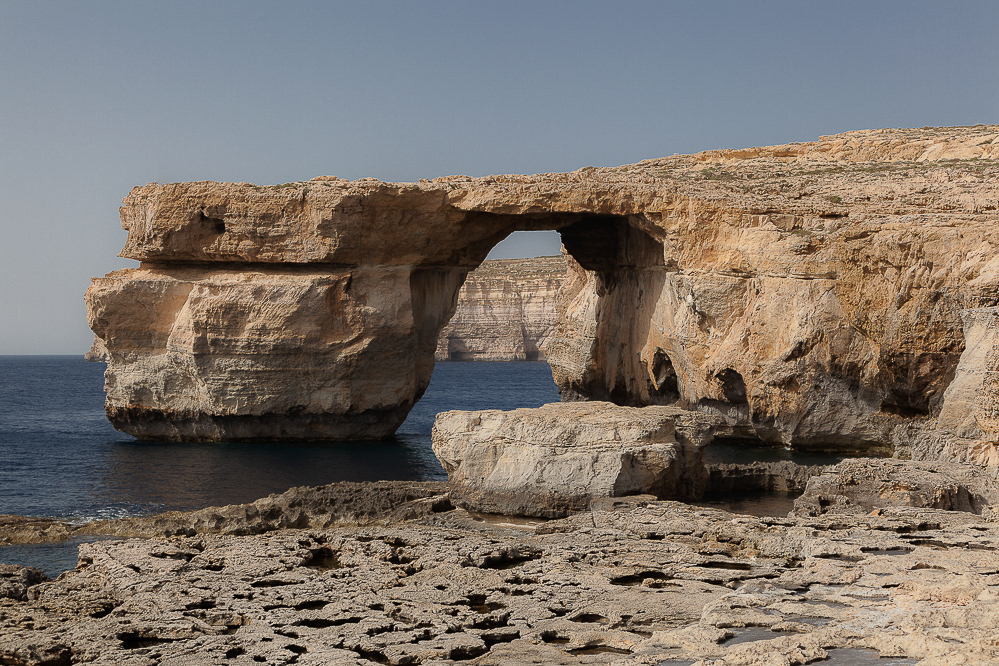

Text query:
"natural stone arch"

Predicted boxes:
[[405, 211, 666, 422], [87, 127, 999, 456], [88, 182, 666, 441]]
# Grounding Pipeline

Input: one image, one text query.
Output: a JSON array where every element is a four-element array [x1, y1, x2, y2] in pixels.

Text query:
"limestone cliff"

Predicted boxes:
[[435, 256, 564, 361], [86, 126, 999, 455]]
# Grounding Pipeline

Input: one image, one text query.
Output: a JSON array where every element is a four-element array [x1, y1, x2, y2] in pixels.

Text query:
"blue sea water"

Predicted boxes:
[[1, 356, 839, 576], [0, 356, 560, 522]]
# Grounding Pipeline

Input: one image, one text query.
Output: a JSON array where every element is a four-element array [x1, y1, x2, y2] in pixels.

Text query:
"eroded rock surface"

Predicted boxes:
[[435, 256, 565, 361], [432, 402, 723, 517], [793, 457, 999, 517], [0, 482, 450, 546], [3, 486, 999, 665], [87, 126, 999, 452]]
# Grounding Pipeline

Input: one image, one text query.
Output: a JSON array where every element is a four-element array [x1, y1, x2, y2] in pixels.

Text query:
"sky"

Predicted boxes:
[[1, 1, 997, 354]]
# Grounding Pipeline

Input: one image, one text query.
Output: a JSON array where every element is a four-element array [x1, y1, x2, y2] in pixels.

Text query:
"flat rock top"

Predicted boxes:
[[433, 402, 724, 448], [116, 125, 999, 264], [135, 124, 999, 214]]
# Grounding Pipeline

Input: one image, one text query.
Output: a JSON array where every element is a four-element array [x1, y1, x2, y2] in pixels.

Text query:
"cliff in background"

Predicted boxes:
[[435, 256, 565, 361]]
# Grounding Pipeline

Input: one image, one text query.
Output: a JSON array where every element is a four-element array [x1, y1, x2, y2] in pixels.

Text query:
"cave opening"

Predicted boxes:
[[649, 348, 679, 403]]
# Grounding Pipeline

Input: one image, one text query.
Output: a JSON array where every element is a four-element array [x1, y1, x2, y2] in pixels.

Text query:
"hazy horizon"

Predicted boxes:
[[2, 1, 997, 354]]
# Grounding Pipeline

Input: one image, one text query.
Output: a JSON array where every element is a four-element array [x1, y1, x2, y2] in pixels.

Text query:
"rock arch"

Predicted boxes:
[[87, 179, 666, 441], [87, 127, 999, 455]]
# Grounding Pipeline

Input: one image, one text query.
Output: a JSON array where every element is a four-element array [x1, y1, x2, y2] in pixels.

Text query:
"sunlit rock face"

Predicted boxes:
[[435, 256, 565, 361], [86, 126, 999, 452]]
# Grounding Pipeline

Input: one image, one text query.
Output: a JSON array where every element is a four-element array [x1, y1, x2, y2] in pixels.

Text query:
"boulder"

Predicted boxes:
[[0, 563, 49, 601], [793, 457, 999, 516], [431, 402, 723, 517]]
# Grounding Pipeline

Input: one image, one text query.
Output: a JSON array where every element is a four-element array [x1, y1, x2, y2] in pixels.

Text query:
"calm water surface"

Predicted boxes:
[[1, 356, 833, 575], [0, 356, 559, 522]]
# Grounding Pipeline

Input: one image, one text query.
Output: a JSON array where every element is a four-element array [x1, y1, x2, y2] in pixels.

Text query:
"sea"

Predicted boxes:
[[0, 355, 836, 575]]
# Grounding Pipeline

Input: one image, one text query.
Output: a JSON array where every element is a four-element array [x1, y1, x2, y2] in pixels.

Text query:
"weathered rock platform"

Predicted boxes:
[[87, 126, 999, 458], [3, 480, 999, 665], [793, 457, 999, 517]]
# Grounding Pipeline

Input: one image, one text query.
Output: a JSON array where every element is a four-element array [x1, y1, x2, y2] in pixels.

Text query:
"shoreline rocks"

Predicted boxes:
[[0, 482, 451, 546], [3, 480, 999, 664], [792, 457, 999, 517], [431, 402, 834, 518]]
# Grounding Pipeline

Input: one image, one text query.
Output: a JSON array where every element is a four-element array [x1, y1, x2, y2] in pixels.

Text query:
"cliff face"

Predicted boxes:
[[435, 256, 564, 361], [86, 126, 999, 456]]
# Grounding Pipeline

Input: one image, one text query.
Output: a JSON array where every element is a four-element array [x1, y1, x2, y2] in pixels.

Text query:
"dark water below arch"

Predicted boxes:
[[0, 357, 562, 522]]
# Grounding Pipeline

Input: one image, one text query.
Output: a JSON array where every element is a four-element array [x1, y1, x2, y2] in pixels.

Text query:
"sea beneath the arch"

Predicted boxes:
[[0, 356, 839, 575]]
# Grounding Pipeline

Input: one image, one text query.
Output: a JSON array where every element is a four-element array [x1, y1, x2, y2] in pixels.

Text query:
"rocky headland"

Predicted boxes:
[[86, 125, 999, 461], [435, 256, 565, 362]]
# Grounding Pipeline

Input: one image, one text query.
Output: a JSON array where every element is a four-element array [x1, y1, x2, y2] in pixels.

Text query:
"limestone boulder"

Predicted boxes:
[[431, 402, 722, 517], [793, 457, 999, 516]]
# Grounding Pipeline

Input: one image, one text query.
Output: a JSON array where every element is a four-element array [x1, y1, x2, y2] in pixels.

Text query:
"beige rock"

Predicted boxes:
[[5, 483, 999, 664], [83, 335, 107, 362], [919, 307, 999, 469], [792, 457, 999, 516], [86, 125, 999, 450], [87, 264, 463, 440], [435, 256, 565, 361], [431, 402, 722, 517]]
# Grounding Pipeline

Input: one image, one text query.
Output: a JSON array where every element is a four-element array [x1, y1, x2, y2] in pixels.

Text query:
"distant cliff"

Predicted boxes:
[[435, 256, 565, 361]]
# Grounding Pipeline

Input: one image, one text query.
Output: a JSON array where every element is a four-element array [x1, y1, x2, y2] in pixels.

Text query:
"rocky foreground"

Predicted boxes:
[[3, 465, 999, 666]]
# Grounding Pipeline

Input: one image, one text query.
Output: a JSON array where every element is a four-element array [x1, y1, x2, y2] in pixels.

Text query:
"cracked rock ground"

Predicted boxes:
[[2, 491, 997, 665]]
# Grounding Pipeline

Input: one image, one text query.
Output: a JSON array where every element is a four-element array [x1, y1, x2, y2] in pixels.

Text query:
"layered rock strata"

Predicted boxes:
[[87, 126, 999, 452], [434, 256, 565, 361], [4, 483, 999, 664], [431, 402, 723, 517]]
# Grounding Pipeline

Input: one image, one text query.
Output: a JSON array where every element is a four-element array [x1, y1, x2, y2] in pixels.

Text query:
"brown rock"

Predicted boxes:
[[792, 457, 999, 516], [83, 335, 107, 362], [431, 402, 721, 517], [5, 485, 999, 664], [85, 126, 999, 451], [0, 564, 49, 601]]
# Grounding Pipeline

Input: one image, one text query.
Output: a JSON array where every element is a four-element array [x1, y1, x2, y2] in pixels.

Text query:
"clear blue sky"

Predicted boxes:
[[1, 1, 996, 354]]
